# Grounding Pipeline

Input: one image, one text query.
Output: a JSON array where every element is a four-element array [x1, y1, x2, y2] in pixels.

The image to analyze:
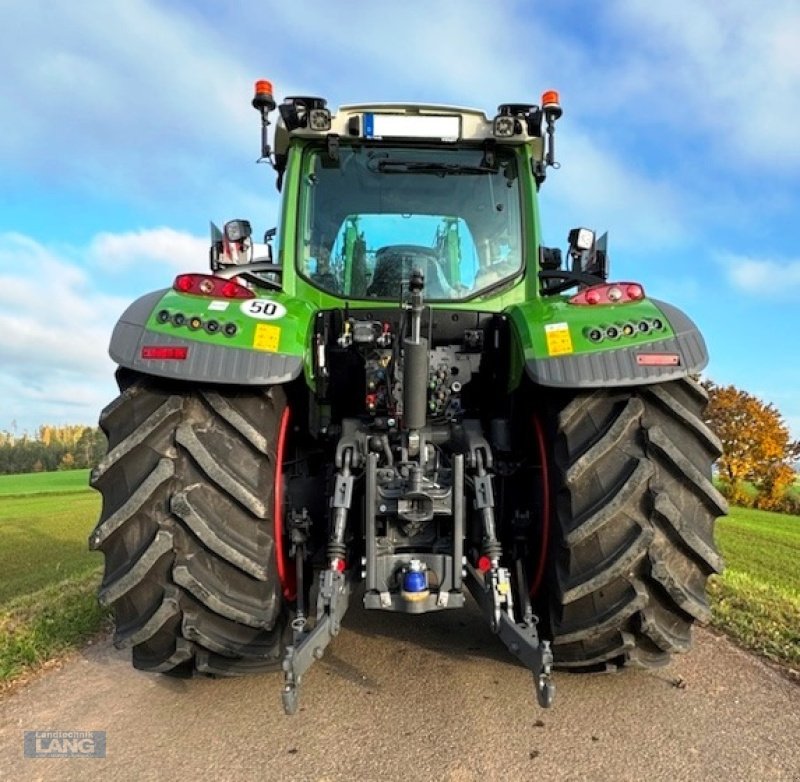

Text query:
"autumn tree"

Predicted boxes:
[[703, 381, 800, 509]]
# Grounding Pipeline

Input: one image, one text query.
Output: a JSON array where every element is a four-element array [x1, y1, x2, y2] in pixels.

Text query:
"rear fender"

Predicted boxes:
[[109, 288, 316, 385], [506, 297, 709, 389]]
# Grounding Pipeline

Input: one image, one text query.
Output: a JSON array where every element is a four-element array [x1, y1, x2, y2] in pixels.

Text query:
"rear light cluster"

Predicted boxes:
[[584, 317, 665, 344], [173, 274, 254, 299], [156, 309, 238, 337], [570, 283, 645, 306]]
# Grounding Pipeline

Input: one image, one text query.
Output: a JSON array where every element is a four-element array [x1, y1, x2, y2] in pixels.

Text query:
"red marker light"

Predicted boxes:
[[221, 280, 246, 298], [627, 284, 644, 301], [141, 346, 188, 360], [585, 288, 602, 305], [477, 555, 492, 574], [175, 275, 193, 292]]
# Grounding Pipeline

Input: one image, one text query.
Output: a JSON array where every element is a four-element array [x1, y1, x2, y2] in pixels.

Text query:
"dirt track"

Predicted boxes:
[[1, 599, 798, 781]]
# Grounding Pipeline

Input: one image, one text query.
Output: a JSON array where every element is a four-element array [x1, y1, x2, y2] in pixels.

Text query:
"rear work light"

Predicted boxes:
[[173, 274, 254, 299], [569, 282, 645, 306], [141, 346, 189, 360]]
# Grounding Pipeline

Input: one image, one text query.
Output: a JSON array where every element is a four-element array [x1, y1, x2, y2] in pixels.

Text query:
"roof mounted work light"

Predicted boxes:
[[280, 96, 329, 131], [494, 103, 540, 138]]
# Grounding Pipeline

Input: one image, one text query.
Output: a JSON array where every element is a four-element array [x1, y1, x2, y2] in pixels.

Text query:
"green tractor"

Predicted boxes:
[[89, 81, 726, 712]]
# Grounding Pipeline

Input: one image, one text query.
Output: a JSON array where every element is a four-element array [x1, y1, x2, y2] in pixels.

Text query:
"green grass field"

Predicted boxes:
[[0, 468, 92, 497], [0, 492, 101, 603], [710, 506, 800, 668], [0, 469, 798, 683], [0, 471, 106, 682]]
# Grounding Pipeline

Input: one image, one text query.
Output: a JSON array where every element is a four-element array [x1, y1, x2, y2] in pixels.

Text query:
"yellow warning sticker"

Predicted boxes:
[[545, 322, 573, 356], [253, 323, 281, 352]]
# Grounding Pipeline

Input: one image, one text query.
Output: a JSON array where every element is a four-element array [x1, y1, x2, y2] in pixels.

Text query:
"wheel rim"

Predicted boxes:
[[273, 404, 297, 601], [529, 413, 551, 598]]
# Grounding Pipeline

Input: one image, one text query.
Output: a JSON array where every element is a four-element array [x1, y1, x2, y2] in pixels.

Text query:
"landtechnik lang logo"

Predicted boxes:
[[24, 731, 106, 758]]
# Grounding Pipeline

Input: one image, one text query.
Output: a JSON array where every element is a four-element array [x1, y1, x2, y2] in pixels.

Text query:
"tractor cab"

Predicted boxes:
[[296, 143, 524, 301], [249, 84, 565, 304]]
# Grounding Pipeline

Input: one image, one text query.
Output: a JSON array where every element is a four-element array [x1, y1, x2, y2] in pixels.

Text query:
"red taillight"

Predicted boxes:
[[626, 284, 644, 300], [569, 282, 646, 306], [221, 280, 245, 298], [173, 274, 254, 299], [141, 346, 188, 360], [175, 275, 193, 292]]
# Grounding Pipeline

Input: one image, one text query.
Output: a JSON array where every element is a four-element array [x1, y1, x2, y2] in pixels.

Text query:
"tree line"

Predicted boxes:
[[0, 425, 106, 474]]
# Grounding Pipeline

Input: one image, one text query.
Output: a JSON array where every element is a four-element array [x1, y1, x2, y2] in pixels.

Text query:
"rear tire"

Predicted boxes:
[[89, 372, 288, 675], [548, 377, 727, 670]]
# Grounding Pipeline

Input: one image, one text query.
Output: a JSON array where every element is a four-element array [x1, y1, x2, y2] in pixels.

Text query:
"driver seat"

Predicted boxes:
[[367, 245, 448, 297]]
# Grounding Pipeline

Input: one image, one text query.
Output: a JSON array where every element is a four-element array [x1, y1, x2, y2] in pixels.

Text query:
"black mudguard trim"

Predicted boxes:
[[525, 299, 709, 388]]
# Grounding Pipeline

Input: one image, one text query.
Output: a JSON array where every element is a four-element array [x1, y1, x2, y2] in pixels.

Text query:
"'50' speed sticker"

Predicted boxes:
[[240, 299, 287, 320]]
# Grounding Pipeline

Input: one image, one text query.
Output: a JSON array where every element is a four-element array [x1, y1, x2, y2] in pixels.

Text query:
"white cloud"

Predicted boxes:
[[262, 0, 530, 108], [90, 228, 208, 273], [606, 0, 800, 170], [720, 252, 800, 295], [0, 234, 125, 382], [0, 228, 206, 433], [0, 1, 254, 200]]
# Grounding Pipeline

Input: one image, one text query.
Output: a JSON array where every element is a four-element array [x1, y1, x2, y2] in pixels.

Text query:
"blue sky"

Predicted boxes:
[[1, 0, 798, 437]]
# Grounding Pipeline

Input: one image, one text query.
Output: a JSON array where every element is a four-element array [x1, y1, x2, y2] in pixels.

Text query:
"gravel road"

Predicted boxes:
[[1, 598, 798, 781]]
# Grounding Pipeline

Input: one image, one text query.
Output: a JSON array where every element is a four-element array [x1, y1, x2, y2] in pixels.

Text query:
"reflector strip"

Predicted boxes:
[[636, 353, 680, 366], [141, 346, 189, 360]]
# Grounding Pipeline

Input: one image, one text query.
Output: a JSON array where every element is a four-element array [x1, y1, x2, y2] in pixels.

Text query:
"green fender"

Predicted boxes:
[[108, 288, 317, 385], [505, 296, 709, 389]]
